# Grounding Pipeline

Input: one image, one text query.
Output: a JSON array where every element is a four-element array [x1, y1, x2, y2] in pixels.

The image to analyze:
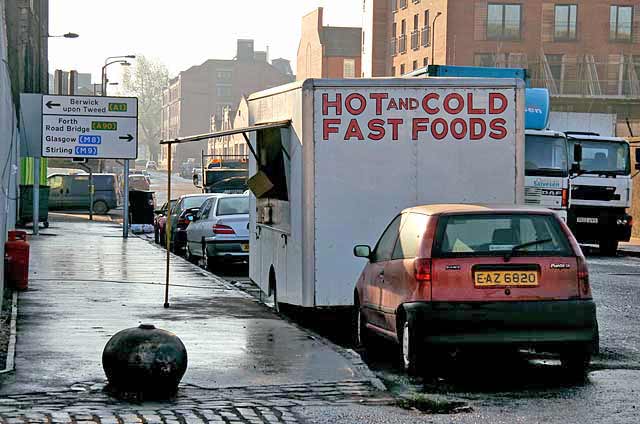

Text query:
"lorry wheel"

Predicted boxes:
[[599, 239, 618, 256], [43, 221, 49, 229], [93, 200, 108, 215]]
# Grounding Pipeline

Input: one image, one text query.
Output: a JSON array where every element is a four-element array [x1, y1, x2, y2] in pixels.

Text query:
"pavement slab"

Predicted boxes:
[[0, 218, 380, 402]]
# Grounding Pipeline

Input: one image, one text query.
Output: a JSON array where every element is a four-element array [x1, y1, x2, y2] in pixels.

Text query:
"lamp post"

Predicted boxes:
[[101, 58, 133, 96], [101, 55, 135, 238], [431, 12, 443, 65]]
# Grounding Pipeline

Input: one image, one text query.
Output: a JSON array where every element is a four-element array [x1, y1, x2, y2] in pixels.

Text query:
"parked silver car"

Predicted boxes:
[[185, 194, 250, 270]]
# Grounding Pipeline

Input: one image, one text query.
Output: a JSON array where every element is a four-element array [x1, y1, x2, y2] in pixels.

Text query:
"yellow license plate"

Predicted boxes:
[[474, 271, 538, 287], [241, 243, 249, 252]]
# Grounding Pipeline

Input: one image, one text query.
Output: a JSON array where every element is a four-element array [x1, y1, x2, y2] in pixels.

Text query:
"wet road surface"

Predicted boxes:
[[2, 215, 372, 396]]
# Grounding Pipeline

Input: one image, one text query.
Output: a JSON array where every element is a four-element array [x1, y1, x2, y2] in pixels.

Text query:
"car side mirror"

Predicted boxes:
[[570, 162, 581, 175], [354, 245, 372, 260], [635, 148, 640, 171]]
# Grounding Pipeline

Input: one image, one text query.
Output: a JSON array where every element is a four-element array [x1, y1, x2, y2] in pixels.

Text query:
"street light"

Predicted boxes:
[[44, 32, 79, 39], [101, 58, 133, 96], [431, 12, 443, 65]]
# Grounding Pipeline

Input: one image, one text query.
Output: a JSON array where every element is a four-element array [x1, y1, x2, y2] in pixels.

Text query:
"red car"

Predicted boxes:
[[353, 204, 598, 377], [154, 199, 176, 245]]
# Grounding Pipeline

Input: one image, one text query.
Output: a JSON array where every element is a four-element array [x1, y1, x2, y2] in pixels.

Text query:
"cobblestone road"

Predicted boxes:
[[0, 380, 392, 423]]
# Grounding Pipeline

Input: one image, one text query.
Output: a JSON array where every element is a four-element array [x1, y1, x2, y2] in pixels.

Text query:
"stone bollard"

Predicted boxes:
[[102, 324, 188, 399]]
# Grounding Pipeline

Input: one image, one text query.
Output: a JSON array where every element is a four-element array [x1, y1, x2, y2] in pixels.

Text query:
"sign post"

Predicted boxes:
[[41, 94, 138, 237]]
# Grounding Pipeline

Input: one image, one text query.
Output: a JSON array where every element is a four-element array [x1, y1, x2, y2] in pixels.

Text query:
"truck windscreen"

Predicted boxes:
[[525, 135, 569, 177], [569, 139, 631, 175]]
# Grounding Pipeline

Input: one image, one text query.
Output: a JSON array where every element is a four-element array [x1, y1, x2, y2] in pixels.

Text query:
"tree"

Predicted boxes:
[[122, 56, 169, 162]]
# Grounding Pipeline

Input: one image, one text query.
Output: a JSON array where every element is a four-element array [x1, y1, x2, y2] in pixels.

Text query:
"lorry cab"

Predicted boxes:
[[566, 133, 638, 254], [524, 129, 569, 221]]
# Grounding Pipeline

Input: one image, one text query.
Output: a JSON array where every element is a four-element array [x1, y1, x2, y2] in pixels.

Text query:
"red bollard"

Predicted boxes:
[[5, 230, 29, 290]]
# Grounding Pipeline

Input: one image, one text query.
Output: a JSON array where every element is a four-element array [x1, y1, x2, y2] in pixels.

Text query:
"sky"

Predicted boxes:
[[48, 0, 364, 85]]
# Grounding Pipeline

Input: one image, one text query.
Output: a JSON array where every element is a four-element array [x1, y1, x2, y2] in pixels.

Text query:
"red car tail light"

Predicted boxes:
[[213, 224, 235, 235], [561, 188, 569, 208], [414, 258, 432, 283], [577, 255, 591, 299], [177, 218, 190, 228]]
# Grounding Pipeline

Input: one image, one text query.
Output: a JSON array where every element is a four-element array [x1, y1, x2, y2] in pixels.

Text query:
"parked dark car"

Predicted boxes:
[[48, 173, 119, 214], [154, 199, 176, 245], [169, 194, 217, 253]]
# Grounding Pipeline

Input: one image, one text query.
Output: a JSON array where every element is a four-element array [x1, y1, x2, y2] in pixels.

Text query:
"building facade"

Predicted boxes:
[[297, 8, 362, 80], [160, 40, 293, 168], [366, 1, 640, 99]]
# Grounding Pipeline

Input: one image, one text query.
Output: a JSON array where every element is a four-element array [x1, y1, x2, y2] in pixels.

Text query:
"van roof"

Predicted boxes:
[[403, 204, 555, 216]]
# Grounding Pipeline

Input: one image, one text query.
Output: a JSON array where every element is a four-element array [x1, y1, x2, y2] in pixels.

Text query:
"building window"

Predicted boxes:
[[423, 57, 429, 67], [413, 60, 418, 70], [545, 54, 564, 86], [400, 0, 407, 9], [343, 59, 356, 78], [400, 63, 406, 75], [554, 5, 577, 41], [411, 14, 420, 49], [474, 53, 497, 67], [392, 0, 398, 13], [421, 9, 431, 47], [610, 5, 633, 42], [216, 85, 232, 98], [399, 19, 407, 53], [487, 3, 522, 40], [216, 70, 232, 80]]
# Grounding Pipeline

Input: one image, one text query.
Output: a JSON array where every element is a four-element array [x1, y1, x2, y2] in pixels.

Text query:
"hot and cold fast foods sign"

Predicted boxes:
[[316, 88, 516, 143]]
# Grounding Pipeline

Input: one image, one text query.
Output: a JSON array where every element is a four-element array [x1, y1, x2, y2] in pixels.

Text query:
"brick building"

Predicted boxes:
[[297, 8, 362, 80], [160, 40, 294, 168], [363, 0, 640, 235]]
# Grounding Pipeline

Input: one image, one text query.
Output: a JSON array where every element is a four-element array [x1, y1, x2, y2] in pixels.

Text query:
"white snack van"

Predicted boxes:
[[243, 78, 525, 309]]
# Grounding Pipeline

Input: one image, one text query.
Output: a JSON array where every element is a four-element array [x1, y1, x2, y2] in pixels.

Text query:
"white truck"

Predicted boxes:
[[245, 78, 525, 308], [565, 133, 639, 255]]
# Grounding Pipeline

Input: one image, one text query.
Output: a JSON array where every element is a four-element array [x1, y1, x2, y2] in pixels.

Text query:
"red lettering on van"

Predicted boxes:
[[489, 118, 507, 140], [323, 119, 341, 140], [322, 93, 342, 115], [368, 119, 386, 140], [489, 93, 508, 114], [421, 93, 440, 114], [412, 118, 430, 140], [369, 93, 388, 115], [345, 93, 367, 115]]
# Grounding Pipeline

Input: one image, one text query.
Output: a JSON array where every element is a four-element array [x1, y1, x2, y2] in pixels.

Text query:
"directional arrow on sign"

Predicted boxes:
[[119, 134, 134, 142], [45, 101, 60, 109]]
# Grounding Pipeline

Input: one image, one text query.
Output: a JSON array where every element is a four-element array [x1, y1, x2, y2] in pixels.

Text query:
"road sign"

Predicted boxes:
[[41, 94, 138, 159]]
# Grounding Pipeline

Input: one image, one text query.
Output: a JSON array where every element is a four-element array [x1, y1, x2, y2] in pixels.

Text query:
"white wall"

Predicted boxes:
[[548, 112, 617, 137], [0, 0, 20, 294]]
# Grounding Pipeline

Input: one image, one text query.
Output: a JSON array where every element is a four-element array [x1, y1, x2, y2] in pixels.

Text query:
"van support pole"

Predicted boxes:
[[164, 145, 172, 308]]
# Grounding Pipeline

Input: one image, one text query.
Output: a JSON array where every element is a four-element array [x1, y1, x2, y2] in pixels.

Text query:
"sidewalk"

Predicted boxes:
[[619, 237, 640, 256], [0, 216, 390, 422]]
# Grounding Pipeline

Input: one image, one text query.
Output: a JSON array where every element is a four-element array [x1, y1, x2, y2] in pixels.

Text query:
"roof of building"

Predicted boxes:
[[321, 26, 362, 57]]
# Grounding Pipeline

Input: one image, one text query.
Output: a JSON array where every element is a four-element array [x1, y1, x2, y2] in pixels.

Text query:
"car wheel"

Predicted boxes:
[[186, 244, 198, 264], [206, 255, 217, 271], [93, 200, 108, 215], [599, 239, 618, 256], [401, 320, 424, 376], [560, 346, 591, 379], [353, 299, 369, 350]]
